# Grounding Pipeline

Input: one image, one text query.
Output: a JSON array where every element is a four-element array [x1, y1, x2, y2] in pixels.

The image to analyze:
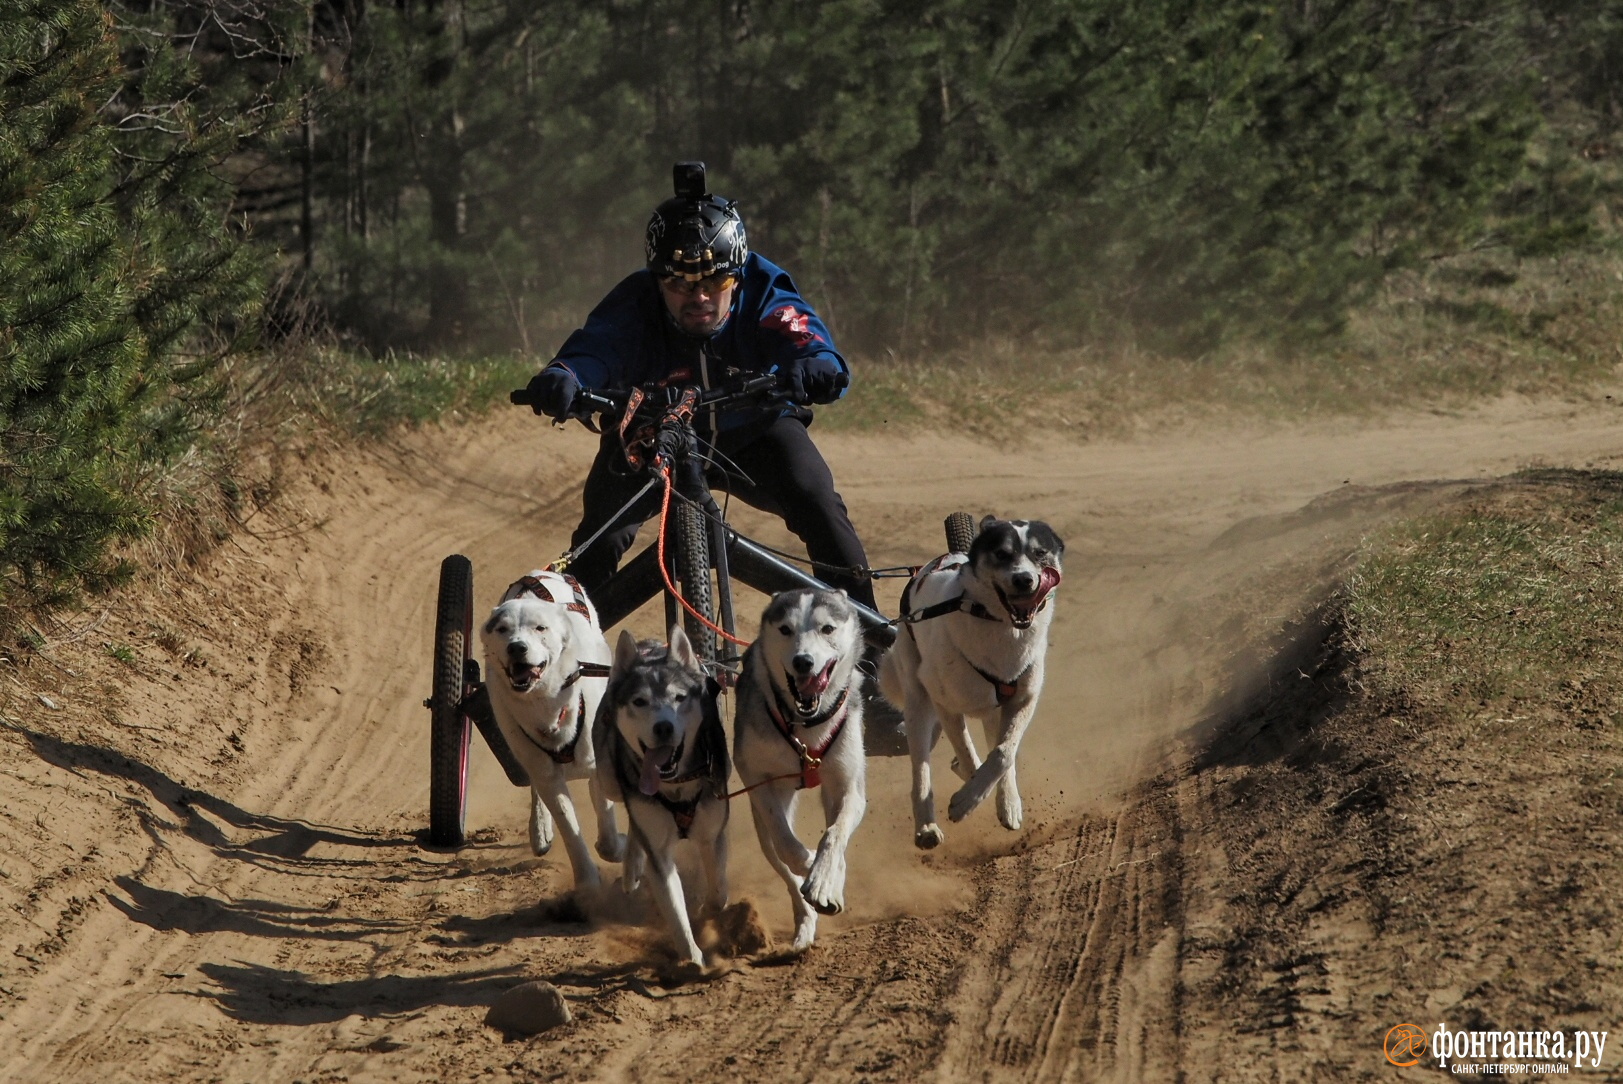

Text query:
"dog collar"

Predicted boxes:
[[765, 691, 850, 790]]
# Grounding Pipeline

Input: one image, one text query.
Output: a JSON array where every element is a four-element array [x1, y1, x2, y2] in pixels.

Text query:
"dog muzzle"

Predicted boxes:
[[637, 738, 685, 796], [507, 659, 547, 692], [997, 565, 1062, 629], [788, 658, 839, 718]]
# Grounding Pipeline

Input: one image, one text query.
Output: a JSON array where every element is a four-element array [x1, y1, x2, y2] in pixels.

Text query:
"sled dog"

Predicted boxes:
[[734, 588, 867, 951], [880, 517, 1064, 849], [594, 627, 730, 968], [480, 571, 623, 888]]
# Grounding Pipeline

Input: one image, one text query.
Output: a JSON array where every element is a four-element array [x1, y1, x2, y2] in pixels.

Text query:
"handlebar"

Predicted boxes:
[[508, 371, 847, 418]]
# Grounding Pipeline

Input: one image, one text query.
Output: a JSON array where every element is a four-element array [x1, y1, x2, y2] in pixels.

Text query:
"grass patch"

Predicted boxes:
[[1344, 469, 1623, 727]]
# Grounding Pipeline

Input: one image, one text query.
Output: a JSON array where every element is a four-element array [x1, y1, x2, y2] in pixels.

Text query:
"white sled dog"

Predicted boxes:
[[594, 627, 730, 969], [880, 517, 1064, 849], [734, 588, 867, 952], [480, 571, 623, 888]]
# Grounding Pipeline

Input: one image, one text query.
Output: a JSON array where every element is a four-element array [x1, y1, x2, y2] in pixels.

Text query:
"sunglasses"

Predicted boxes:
[[657, 272, 737, 296]]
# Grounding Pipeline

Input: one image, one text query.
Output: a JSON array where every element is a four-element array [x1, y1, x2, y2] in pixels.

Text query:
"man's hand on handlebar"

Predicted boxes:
[[523, 367, 580, 420], [783, 355, 845, 404]]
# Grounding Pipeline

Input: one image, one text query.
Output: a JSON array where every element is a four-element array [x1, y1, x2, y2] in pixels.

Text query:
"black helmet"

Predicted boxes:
[[645, 161, 748, 280]]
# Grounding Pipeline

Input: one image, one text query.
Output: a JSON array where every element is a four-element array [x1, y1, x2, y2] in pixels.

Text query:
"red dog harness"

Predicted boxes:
[[509, 572, 594, 621], [765, 690, 850, 789]]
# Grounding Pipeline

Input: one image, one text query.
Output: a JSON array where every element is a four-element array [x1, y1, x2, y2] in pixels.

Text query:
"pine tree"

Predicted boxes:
[[0, 0, 150, 603]]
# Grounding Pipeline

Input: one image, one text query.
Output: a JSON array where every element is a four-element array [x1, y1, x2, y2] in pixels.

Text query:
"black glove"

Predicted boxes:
[[784, 355, 844, 404], [525, 367, 579, 419]]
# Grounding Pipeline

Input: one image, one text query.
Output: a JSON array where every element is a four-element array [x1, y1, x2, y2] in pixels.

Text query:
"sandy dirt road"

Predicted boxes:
[[2, 391, 1622, 1082]]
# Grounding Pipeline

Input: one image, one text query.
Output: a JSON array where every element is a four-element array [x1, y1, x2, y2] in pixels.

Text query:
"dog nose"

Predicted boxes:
[[1011, 571, 1035, 594], [652, 720, 674, 744], [792, 653, 815, 675], [506, 641, 528, 658]]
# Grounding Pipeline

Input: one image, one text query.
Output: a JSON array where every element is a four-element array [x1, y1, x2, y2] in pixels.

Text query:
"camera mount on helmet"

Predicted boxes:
[[646, 161, 748, 282]]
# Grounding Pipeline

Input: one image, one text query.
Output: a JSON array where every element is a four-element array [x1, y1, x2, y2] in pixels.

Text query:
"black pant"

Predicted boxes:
[[567, 415, 877, 610]]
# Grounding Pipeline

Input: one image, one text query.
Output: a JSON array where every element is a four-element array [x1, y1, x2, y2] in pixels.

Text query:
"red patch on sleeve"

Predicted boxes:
[[761, 305, 825, 348]]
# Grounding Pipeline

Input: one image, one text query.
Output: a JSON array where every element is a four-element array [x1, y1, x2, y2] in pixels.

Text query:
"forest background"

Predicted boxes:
[[2, 0, 1621, 609]]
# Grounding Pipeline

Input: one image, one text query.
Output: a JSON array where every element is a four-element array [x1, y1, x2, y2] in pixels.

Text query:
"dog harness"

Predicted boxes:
[[508, 572, 594, 620], [511, 693, 588, 765], [970, 662, 1033, 707], [764, 688, 850, 789]]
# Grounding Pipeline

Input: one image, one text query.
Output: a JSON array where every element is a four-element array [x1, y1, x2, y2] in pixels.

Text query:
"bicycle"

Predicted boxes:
[[424, 370, 942, 848]]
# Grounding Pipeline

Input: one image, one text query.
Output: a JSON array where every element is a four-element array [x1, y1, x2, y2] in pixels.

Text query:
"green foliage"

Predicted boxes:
[[288, 0, 1612, 356], [0, 0, 272, 607], [0, 1, 149, 602]]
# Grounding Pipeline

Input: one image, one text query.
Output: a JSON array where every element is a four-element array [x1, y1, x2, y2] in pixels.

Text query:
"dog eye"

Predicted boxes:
[[632, 696, 649, 708], [673, 692, 687, 703], [821, 625, 835, 635], [778, 624, 793, 636]]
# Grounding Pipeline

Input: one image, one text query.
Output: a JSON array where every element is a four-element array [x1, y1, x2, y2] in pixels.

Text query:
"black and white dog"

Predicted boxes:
[[480, 571, 622, 888], [593, 627, 730, 969], [880, 517, 1064, 849], [733, 589, 867, 952]]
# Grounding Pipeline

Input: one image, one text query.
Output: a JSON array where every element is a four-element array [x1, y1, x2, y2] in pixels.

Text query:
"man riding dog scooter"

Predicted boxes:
[[522, 162, 903, 743]]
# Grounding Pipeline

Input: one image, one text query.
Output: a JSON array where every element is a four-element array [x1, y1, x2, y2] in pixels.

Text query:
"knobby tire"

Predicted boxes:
[[429, 554, 473, 847], [673, 501, 718, 665], [945, 511, 977, 555]]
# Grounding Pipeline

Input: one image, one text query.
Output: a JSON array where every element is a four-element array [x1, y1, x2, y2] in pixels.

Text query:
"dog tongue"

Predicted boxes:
[[639, 746, 674, 796], [796, 660, 835, 700], [1034, 565, 1062, 603]]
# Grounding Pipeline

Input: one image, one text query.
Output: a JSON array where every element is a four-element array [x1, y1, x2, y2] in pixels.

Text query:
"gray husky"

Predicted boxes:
[[593, 626, 730, 969], [880, 516, 1064, 849], [733, 588, 867, 952]]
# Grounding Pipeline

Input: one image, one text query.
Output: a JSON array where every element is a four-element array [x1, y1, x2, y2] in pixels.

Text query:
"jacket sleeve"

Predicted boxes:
[[748, 261, 850, 399], [546, 273, 654, 389]]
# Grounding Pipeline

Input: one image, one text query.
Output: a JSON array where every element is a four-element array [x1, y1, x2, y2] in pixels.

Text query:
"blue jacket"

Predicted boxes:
[[545, 253, 847, 434]]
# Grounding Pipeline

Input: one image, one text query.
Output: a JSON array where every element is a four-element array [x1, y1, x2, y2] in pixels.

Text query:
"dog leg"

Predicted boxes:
[[644, 840, 704, 968], [907, 694, 945, 849], [588, 773, 626, 864], [536, 771, 601, 888], [749, 797, 816, 950], [997, 757, 1022, 831], [755, 781, 813, 876], [948, 700, 1036, 824], [697, 817, 729, 919], [803, 770, 865, 916], [941, 711, 980, 782], [621, 834, 645, 897], [528, 787, 555, 857]]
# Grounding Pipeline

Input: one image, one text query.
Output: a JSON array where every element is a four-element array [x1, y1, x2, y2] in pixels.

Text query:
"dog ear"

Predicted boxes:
[[668, 624, 700, 672], [613, 628, 640, 677], [979, 514, 999, 533]]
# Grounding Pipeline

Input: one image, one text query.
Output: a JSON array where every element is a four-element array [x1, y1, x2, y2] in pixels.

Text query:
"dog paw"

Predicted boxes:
[[914, 824, 944, 850], [997, 792, 1023, 832], [801, 867, 845, 916], [947, 784, 985, 823], [596, 832, 627, 863], [529, 802, 555, 857]]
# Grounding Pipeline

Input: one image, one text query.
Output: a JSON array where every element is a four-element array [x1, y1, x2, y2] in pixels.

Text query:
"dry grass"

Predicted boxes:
[[816, 248, 1623, 439]]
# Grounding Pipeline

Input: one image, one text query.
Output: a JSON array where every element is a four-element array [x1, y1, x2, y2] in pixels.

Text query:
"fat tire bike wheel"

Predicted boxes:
[[672, 500, 719, 666], [944, 511, 977, 555], [428, 554, 474, 847]]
